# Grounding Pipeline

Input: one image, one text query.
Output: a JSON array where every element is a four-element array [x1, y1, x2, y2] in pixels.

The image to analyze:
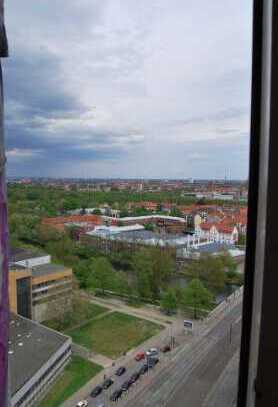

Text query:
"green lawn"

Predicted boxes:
[[68, 311, 163, 359], [44, 301, 108, 332], [39, 356, 102, 407]]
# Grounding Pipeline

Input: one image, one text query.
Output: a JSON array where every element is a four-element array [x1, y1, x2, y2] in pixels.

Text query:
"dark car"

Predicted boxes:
[[115, 366, 126, 376], [102, 378, 114, 389], [110, 389, 122, 402], [161, 344, 171, 353], [139, 364, 149, 375], [90, 385, 102, 397], [129, 372, 140, 384], [148, 357, 159, 368], [121, 380, 132, 392]]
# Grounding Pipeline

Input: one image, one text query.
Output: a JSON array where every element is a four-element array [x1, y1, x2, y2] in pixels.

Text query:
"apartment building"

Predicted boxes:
[[9, 249, 72, 322]]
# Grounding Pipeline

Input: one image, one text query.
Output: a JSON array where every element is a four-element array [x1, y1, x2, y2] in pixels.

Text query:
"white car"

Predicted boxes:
[[146, 347, 158, 357], [76, 401, 88, 407]]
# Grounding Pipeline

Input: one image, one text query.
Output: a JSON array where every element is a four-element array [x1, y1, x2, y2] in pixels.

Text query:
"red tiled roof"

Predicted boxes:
[[218, 225, 237, 234], [200, 222, 215, 231], [42, 215, 102, 231]]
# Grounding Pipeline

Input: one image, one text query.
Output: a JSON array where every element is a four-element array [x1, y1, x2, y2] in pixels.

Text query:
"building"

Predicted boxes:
[[113, 215, 187, 234], [195, 222, 239, 243], [9, 313, 71, 407], [41, 214, 102, 232], [9, 249, 73, 322], [176, 241, 245, 261], [81, 223, 201, 257]]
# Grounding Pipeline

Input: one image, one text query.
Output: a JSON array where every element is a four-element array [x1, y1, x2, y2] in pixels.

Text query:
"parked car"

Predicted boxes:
[[161, 344, 171, 353], [121, 380, 132, 392], [146, 348, 158, 357], [135, 351, 145, 361], [110, 389, 122, 402], [129, 372, 140, 384], [102, 377, 114, 389], [91, 385, 102, 397], [148, 357, 159, 368], [139, 364, 149, 375], [76, 401, 88, 407], [115, 366, 126, 376]]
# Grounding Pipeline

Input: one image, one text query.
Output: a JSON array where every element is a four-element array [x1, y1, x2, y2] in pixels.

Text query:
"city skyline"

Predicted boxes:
[[5, 0, 252, 179]]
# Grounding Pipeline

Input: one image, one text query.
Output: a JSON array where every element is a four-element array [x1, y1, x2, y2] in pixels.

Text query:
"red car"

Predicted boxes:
[[135, 351, 145, 361]]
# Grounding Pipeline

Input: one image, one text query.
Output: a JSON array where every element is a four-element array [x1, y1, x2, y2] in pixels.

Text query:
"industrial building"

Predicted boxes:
[[82, 223, 245, 262], [9, 249, 73, 322], [82, 224, 203, 256], [9, 313, 71, 407]]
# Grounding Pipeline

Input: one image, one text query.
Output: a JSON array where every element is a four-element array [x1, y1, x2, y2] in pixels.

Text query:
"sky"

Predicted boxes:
[[4, 0, 253, 179]]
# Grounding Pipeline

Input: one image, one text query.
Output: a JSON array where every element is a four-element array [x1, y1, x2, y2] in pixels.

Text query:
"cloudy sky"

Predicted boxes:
[[4, 0, 252, 179]]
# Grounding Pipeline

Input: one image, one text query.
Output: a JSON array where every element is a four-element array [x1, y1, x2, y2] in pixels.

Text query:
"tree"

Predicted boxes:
[[238, 233, 246, 246], [9, 213, 40, 243], [132, 247, 174, 299], [120, 208, 129, 218], [151, 249, 174, 297], [184, 254, 226, 293], [92, 208, 102, 215], [73, 261, 91, 289], [89, 257, 114, 295], [132, 249, 153, 298], [161, 288, 177, 314], [170, 207, 182, 217], [46, 234, 75, 265], [144, 223, 155, 231], [181, 279, 213, 319], [36, 224, 62, 245]]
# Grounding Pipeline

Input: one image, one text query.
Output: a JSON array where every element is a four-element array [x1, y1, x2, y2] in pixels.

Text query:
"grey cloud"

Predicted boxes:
[[5, 0, 252, 178]]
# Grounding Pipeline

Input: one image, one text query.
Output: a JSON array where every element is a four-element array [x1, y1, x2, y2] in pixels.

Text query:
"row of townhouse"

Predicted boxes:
[[195, 222, 239, 244]]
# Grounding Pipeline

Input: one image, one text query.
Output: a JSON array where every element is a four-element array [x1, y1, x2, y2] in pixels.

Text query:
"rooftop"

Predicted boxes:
[[9, 313, 70, 395], [88, 224, 145, 236], [31, 263, 67, 277], [117, 215, 186, 223], [9, 247, 46, 263], [88, 227, 197, 247]]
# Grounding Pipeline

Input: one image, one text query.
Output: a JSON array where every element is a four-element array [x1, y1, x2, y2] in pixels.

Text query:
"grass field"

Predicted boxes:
[[39, 356, 102, 407], [44, 301, 108, 332], [68, 311, 163, 359]]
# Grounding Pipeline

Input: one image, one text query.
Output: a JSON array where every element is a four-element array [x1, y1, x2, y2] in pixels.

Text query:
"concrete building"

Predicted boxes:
[[9, 249, 72, 322], [9, 313, 71, 407]]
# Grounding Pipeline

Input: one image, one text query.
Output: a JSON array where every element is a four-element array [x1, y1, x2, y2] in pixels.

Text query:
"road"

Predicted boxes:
[[123, 301, 242, 407], [81, 300, 242, 407]]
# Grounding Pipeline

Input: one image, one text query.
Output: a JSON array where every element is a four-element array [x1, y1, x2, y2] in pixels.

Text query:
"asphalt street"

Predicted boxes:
[[77, 299, 242, 407], [123, 301, 242, 407]]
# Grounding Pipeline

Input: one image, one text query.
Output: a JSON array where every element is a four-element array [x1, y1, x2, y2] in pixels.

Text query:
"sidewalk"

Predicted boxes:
[[80, 292, 174, 326]]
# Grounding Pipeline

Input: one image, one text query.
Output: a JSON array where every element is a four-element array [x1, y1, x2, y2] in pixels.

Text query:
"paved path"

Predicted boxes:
[[81, 292, 174, 326]]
